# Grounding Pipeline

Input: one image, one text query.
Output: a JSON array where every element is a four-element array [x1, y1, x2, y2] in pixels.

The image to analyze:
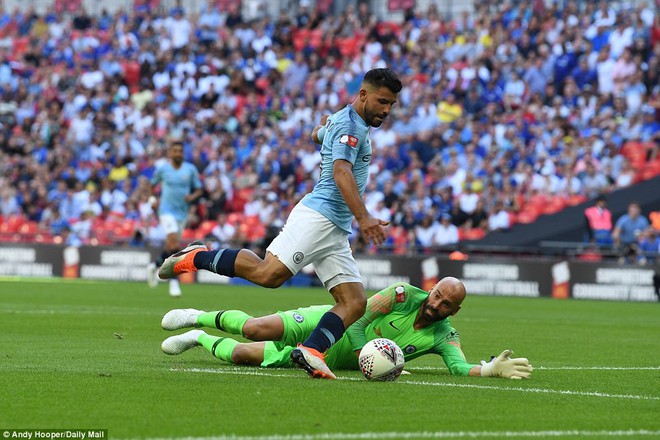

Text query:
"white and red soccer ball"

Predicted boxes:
[[358, 338, 405, 381]]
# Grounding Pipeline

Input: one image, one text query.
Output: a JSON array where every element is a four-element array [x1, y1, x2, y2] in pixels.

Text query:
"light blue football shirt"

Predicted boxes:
[[301, 105, 372, 233], [151, 162, 202, 222]]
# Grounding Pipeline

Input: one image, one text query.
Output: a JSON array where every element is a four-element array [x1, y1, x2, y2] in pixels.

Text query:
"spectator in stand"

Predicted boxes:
[[0, 187, 20, 216], [449, 198, 469, 228], [612, 48, 637, 95], [584, 195, 613, 246], [169, 9, 192, 52], [613, 202, 650, 263], [59, 225, 83, 247], [488, 202, 510, 232], [372, 200, 392, 224], [571, 56, 597, 91], [437, 93, 462, 124], [434, 213, 459, 246], [466, 199, 488, 230], [414, 214, 438, 249], [637, 229, 660, 265], [458, 182, 479, 215], [210, 212, 237, 249], [580, 162, 610, 199], [615, 159, 637, 188]]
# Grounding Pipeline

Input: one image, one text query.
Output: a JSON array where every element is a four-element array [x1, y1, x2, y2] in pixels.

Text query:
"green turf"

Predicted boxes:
[[0, 279, 659, 439]]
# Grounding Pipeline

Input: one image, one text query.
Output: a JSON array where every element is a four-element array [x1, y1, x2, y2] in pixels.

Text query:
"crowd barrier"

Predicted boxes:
[[0, 243, 657, 301]]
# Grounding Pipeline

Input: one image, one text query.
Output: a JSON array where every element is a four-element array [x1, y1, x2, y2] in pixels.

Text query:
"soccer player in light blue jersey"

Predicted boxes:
[[147, 141, 203, 296], [159, 68, 402, 379]]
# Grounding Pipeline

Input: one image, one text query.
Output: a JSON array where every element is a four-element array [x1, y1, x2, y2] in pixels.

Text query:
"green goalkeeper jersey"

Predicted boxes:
[[324, 283, 478, 376]]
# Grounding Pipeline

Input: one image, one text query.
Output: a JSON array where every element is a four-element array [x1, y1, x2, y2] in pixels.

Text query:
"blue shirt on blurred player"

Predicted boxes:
[[151, 161, 202, 222]]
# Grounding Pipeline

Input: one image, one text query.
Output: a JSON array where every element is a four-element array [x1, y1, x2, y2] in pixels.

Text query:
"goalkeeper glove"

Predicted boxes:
[[480, 349, 533, 379]]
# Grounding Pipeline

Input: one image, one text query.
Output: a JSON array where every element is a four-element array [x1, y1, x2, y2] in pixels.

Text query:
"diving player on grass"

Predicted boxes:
[[160, 277, 533, 379], [157, 68, 403, 379]]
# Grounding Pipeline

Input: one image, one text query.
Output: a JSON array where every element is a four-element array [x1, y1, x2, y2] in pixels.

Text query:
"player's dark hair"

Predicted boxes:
[[363, 68, 402, 94], [170, 140, 184, 149]]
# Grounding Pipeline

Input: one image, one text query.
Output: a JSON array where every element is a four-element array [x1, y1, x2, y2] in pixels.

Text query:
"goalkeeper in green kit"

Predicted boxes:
[[160, 277, 533, 379]]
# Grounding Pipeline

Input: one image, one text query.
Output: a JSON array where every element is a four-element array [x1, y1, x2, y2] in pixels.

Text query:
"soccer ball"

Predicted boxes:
[[358, 338, 405, 381]]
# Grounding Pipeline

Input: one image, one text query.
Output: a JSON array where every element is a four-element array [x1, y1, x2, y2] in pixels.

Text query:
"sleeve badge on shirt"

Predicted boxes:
[[339, 134, 358, 148], [395, 285, 406, 303]]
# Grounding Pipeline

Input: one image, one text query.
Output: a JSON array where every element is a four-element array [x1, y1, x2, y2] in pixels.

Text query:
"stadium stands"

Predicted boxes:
[[0, 0, 658, 259]]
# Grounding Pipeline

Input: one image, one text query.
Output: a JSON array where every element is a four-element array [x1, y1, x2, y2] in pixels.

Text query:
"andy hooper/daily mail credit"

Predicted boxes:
[[2, 431, 107, 440]]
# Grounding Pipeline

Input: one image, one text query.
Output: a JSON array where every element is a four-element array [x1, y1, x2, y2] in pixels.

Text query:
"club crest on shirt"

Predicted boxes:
[[339, 134, 358, 148], [395, 285, 406, 303], [292, 313, 304, 323]]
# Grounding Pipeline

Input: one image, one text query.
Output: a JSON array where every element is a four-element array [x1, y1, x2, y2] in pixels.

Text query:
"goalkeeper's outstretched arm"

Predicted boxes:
[[470, 349, 533, 379]]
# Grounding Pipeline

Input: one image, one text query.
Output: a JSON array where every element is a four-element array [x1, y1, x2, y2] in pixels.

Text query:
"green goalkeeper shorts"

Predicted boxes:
[[261, 304, 332, 368]]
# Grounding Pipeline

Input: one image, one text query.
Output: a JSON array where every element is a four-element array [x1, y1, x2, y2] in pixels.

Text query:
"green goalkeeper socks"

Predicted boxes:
[[196, 310, 252, 337], [198, 333, 239, 364]]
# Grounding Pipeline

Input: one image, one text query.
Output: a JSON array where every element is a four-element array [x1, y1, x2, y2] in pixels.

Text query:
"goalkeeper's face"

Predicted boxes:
[[421, 294, 458, 321], [422, 278, 465, 322]]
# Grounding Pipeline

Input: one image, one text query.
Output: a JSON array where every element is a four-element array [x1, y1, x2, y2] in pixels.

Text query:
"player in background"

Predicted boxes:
[[160, 277, 533, 379], [147, 141, 203, 296], [157, 68, 402, 379]]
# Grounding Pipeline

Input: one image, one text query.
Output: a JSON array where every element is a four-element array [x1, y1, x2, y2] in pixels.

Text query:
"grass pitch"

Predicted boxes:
[[0, 278, 659, 439]]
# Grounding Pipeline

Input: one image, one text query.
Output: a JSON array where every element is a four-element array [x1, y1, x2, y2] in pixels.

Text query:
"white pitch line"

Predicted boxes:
[[173, 368, 660, 401], [138, 429, 660, 440], [406, 366, 660, 372], [535, 366, 660, 371]]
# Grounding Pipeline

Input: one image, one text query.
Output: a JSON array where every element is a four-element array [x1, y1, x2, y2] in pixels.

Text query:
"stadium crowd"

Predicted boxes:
[[0, 0, 659, 257]]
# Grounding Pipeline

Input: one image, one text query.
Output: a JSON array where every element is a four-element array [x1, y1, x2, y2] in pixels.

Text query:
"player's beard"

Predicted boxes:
[[421, 299, 447, 322], [364, 102, 386, 128]]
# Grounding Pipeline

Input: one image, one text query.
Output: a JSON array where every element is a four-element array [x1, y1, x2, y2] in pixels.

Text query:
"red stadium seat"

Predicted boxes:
[[226, 212, 244, 226], [0, 216, 26, 233], [34, 233, 54, 244], [112, 225, 133, 240], [336, 37, 360, 58], [526, 194, 548, 211], [18, 221, 38, 237], [565, 194, 587, 206], [463, 228, 486, 241], [196, 220, 218, 239], [247, 223, 266, 241], [292, 29, 311, 51], [516, 210, 538, 224], [181, 228, 196, 240], [542, 196, 566, 215], [641, 160, 660, 180], [230, 188, 253, 213], [622, 141, 647, 165], [309, 29, 323, 49], [508, 212, 518, 225]]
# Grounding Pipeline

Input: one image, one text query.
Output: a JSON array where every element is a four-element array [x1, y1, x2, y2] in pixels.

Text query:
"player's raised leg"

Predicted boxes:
[[159, 246, 293, 289]]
